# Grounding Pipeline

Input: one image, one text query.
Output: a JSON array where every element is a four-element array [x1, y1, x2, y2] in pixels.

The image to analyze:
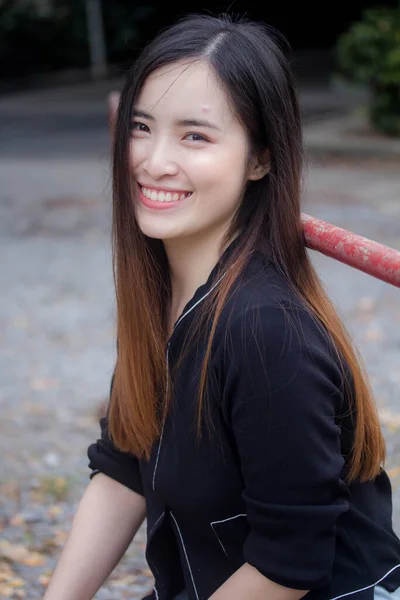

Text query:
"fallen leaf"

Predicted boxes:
[[47, 504, 62, 520], [10, 513, 25, 527], [0, 578, 26, 598], [143, 568, 153, 577], [110, 574, 138, 586], [0, 584, 14, 598], [39, 572, 52, 588], [38, 476, 70, 502], [54, 529, 68, 546], [379, 408, 400, 430], [7, 577, 25, 588], [0, 563, 15, 582], [0, 541, 45, 566], [0, 481, 20, 502], [0, 542, 28, 563], [23, 552, 46, 567]]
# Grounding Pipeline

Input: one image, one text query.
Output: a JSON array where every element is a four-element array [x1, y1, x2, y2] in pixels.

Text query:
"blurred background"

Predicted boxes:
[[0, 1, 400, 598]]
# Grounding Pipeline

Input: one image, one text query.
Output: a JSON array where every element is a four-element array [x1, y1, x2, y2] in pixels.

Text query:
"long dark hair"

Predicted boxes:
[[109, 12, 385, 483]]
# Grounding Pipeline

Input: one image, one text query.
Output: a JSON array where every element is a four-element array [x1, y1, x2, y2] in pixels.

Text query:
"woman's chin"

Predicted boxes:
[[136, 220, 183, 242]]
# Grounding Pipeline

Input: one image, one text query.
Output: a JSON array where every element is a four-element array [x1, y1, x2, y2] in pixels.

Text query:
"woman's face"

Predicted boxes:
[[130, 59, 261, 242]]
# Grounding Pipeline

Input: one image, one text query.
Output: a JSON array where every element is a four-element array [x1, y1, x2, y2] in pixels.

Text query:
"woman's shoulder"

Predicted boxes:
[[212, 253, 350, 418], [217, 252, 344, 376], [224, 251, 310, 317]]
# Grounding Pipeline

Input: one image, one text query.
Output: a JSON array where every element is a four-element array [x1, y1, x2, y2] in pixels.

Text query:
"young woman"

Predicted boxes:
[[44, 13, 400, 600]]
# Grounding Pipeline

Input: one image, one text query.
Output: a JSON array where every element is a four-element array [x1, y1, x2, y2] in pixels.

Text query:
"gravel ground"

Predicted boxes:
[[0, 89, 400, 598]]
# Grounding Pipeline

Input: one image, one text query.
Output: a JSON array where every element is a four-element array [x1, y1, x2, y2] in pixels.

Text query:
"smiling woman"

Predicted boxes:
[[129, 59, 264, 246], [44, 12, 400, 600]]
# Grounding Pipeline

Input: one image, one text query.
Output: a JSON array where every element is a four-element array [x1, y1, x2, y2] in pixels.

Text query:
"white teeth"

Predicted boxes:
[[142, 186, 191, 203]]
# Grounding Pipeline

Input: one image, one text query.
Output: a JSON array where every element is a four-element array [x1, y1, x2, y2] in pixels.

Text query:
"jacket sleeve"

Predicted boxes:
[[87, 371, 144, 496], [223, 305, 350, 590]]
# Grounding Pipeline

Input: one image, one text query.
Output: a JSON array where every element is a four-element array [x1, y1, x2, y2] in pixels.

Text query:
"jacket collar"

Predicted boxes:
[[170, 233, 244, 336]]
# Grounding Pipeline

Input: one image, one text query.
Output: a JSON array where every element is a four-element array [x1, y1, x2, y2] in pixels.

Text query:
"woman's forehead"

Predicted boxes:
[[135, 60, 235, 125]]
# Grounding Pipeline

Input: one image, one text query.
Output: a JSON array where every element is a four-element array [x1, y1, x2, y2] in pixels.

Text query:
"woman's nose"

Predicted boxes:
[[144, 139, 179, 179]]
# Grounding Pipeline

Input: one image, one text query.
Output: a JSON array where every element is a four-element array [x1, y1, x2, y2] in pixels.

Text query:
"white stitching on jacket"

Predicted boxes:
[[152, 273, 227, 492], [152, 418, 165, 491], [148, 512, 165, 539], [153, 586, 159, 600], [171, 511, 200, 600], [330, 563, 400, 599], [152, 343, 170, 491], [210, 513, 247, 558], [173, 272, 228, 331]]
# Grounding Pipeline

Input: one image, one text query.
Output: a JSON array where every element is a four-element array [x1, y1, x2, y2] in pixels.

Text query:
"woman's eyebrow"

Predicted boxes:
[[175, 118, 222, 131], [131, 108, 222, 131], [132, 109, 155, 121]]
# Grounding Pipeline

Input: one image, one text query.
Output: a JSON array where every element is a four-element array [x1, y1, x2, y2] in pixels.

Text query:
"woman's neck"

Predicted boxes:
[[163, 229, 229, 327]]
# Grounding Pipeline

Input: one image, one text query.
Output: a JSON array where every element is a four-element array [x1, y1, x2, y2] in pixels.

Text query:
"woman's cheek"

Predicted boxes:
[[187, 150, 222, 170], [130, 137, 150, 158]]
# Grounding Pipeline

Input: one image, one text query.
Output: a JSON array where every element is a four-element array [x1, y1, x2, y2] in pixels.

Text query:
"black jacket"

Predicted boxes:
[[88, 241, 400, 600]]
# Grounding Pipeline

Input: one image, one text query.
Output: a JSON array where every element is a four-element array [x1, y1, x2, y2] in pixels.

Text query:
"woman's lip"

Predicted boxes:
[[137, 183, 190, 210], [138, 183, 192, 194]]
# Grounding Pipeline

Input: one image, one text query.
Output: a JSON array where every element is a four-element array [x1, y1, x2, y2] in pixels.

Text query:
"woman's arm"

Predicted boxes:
[[209, 563, 308, 600], [216, 304, 350, 592], [43, 472, 146, 600]]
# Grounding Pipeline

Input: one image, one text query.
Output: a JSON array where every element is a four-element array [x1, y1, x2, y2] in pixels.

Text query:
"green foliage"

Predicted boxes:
[[335, 6, 400, 136], [370, 84, 400, 136]]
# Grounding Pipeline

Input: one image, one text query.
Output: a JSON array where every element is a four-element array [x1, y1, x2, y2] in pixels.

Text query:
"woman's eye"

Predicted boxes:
[[131, 121, 150, 133], [185, 133, 208, 142]]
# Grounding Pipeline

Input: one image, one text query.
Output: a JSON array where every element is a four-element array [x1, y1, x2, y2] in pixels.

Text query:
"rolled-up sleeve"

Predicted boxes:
[[224, 305, 350, 590], [87, 372, 143, 496]]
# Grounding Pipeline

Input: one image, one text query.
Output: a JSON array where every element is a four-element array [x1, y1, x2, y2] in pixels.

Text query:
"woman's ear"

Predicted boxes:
[[248, 148, 270, 181]]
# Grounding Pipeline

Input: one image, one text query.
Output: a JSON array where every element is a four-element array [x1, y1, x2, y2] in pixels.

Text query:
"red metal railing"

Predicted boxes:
[[108, 93, 400, 288], [302, 214, 400, 288]]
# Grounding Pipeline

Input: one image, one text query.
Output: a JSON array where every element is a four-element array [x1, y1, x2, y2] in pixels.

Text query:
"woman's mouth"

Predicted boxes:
[[137, 184, 193, 210]]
